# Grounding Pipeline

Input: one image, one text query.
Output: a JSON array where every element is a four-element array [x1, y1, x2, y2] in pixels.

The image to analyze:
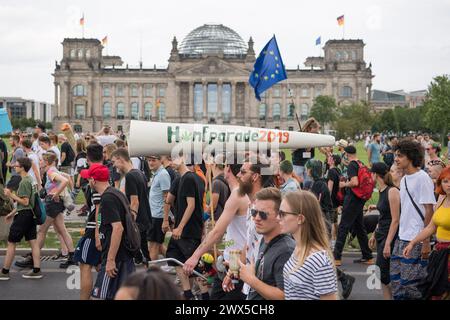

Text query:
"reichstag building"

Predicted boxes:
[[53, 24, 373, 133]]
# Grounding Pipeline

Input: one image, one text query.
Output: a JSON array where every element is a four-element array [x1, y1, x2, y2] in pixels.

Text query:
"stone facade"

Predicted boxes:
[[53, 24, 373, 134]]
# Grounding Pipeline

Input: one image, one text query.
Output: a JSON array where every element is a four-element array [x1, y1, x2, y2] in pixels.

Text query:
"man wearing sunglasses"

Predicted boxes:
[[223, 188, 295, 300]]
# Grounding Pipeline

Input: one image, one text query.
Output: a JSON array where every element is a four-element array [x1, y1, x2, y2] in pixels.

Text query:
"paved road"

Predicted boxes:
[[0, 252, 382, 300]]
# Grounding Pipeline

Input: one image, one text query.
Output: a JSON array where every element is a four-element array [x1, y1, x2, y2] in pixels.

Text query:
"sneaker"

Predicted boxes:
[[334, 259, 342, 267], [15, 256, 34, 269], [0, 273, 10, 281], [340, 274, 355, 300], [22, 270, 43, 279], [51, 252, 69, 262], [353, 258, 374, 265], [59, 258, 78, 269]]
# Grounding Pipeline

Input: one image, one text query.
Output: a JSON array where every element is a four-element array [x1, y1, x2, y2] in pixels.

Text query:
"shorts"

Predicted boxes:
[[74, 236, 102, 266], [6, 175, 22, 192], [91, 259, 135, 300], [45, 197, 65, 218], [8, 210, 37, 243], [166, 237, 201, 268], [148, 218, 165, 244]]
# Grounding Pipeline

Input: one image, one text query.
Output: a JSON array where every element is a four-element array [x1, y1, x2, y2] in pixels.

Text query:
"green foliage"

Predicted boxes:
[[11, 118, 37, 131], [334, 102, 373, 139], [424, 75, 450, 143], [310, 95, 337, 130]]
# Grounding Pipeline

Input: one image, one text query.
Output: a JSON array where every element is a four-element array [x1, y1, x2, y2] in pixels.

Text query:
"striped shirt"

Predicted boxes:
[[283, 250, 337, 300]]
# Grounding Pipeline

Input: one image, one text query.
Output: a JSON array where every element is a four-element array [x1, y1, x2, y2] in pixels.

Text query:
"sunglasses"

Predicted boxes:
[[278, 210, 300, 219], [250, 209, 269, 220]]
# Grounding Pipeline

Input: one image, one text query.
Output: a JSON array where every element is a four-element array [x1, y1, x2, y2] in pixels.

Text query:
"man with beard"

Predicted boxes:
[[183, 153, 250, 300]]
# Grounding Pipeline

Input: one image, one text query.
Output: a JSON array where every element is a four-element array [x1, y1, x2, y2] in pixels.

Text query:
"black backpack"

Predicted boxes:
[[103, 187, 141, 255], [65, 143, 75, 164]]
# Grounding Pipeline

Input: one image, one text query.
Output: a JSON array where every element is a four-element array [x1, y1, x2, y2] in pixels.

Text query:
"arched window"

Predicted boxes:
[[144, 103, 152, 121], [131, 102, 139, 120], [259, 104, 267, 121], [70, 49, 76, 58], [158, 103, 166, 121], [272, 103, 281, 121], [86, 49, 91, 59], [103, 102, 111, 118], [117, 102, 125, 119], [287, 104, 295, 120], [73, 85, 85, 96], [300, 103, 309, 121], [77, 49, 83, 59], [341, 86, 353, 97]]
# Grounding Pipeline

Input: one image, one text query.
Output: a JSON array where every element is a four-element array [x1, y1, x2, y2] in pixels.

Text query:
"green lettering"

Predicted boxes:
[[167, 126, 180, 143], [209, 132, 217, 144], [251, 132, 259, 141]]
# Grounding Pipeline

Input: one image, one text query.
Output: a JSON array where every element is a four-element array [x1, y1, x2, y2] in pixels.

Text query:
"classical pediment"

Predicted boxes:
[[173, 57, 249, 76]]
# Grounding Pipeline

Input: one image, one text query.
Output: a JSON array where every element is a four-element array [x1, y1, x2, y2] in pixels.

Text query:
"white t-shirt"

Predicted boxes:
[[96, 135, 117, 146], [399, 170, 436, 241], [49, 146, 61, 165], [27, 151, 40, 185], [131, 157, 141, 170]]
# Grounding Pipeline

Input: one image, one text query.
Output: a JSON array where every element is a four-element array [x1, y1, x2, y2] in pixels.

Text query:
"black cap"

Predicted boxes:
[[370, 162, 388, 176], [344, 145, 357, 154]]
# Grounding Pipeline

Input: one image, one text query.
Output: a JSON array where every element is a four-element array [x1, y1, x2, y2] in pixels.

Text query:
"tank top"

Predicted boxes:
[[376, 186, 397, 236], [223, 188, 248, 261], [433, 200, 450, 241]]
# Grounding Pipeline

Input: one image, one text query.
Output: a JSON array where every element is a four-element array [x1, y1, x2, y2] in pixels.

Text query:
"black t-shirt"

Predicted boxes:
[[104, 160, 121, 187], [311, 179, 333, 218], [346, 160, 360, 199], [99, 191, 132, 262], [327, 167, 341, 209], [60, 142, 74, 166], [292, 148, 315, 166], [169, 176, 181, 218], [175, 171, 204, 240], [0, 139, 7, 164], [247, 234, 296, 300], [125, 169, 151, 229]]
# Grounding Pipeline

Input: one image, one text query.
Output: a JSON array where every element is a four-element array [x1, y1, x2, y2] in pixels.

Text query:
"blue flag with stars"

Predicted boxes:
[[316, 36, 321, 46], [249, 35, 287, 101]]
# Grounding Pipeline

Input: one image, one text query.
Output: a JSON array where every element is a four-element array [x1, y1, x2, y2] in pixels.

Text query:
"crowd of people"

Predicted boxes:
[[0, 119, 449, 301]]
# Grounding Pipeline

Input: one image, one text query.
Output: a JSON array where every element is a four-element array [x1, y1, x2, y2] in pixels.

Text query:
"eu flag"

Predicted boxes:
[[249, 36, 287, 101], [316, 36, 321, 46]]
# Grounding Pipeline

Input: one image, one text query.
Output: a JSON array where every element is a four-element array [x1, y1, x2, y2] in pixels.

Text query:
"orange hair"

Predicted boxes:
[[436, 167, 450, 195]]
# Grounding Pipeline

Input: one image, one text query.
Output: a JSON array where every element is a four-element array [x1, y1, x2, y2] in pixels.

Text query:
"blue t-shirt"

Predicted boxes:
[[369, 142, 381, 164], [149, 166, 171, 218]]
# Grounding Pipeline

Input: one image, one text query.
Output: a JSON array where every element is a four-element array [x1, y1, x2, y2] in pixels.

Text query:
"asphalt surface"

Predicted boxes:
[[0, 252, 382, 300]]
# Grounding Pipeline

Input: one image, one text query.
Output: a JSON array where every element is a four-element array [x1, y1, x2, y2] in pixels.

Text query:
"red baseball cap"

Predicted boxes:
[[80, 163, 109, 182]]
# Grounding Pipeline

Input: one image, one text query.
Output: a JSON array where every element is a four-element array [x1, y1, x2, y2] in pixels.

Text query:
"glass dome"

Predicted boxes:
[[179, 24, 248, 57]]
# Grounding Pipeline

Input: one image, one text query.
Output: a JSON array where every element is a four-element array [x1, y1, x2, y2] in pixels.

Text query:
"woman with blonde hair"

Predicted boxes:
[[279, 191, 338, 300]]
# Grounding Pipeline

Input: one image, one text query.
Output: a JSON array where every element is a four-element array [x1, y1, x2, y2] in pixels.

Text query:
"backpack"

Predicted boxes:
[[139, 157, 152, 184], [103, 187, 141, 255], [351, 161, 375, 201], [64, 143, 75, 164], [0, 184, 14, 217], [32, 192, 47, 225]]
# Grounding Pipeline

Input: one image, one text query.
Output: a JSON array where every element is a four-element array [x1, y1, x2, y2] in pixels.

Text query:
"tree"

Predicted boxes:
[[310, 95, 337, 131], [334, 102, 373, 139], [424, 75, 450, 144]]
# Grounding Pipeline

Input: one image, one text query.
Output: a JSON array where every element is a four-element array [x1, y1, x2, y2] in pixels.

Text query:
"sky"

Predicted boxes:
[[1, 0, 450, 103]]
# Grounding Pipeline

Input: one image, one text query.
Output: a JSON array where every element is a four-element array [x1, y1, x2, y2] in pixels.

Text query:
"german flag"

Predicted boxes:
[[102, 36, 108, 45], [337, 15, 344, 26]]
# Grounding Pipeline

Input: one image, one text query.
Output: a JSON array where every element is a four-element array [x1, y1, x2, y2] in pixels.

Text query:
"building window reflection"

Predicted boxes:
[[207, 83, 217, 123], [144, 103, 152, 120], [287, 104, 295, 120], [341, 86, 353, 97], [300, 103, 309, 121], [158, 103, 166, 121], [131, 85, 139, 97], [117, 102, 125, 119], [194, 83, 203, 121], [103, 102, 111, 118], [131, 102, 139, 120], [73, 85, 85, 96], [222, 83, 231, 123], [116, 85, 124, 97], [272, 103, 281, 121], [103, 85, 110, 97], [75, 104, 85, 119], [259, 104, 267, 121], [144, 85, 153, 97], [159, 86, 166, 97]]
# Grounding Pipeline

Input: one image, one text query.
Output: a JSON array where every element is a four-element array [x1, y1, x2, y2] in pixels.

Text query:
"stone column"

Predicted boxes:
[[64, 80, 70, 119], [54, 82, 59, 118], [244, 84, 250, 125], [281, 84, 287, 121], [175, 81, 181, 122], [111, 84, 116, 117], [203, 81, 207, 122]]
